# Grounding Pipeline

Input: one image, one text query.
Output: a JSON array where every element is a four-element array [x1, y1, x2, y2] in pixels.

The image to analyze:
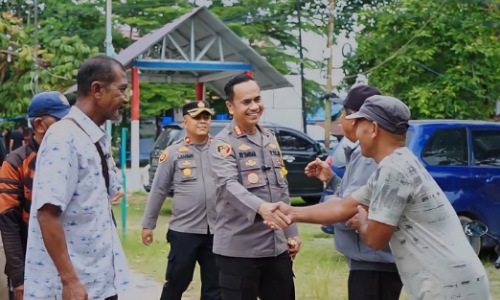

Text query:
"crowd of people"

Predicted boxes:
[[0, 54, 493, 300]]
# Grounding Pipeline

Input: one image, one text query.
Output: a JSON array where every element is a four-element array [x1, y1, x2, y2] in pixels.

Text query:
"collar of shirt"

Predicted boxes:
[[229, 119, 270, 137], [64, 106, 106, 144], [343, 140, 360, 162]]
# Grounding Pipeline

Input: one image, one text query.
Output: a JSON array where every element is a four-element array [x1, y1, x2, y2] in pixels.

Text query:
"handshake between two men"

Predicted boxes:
[[258, 158, 369, 233]]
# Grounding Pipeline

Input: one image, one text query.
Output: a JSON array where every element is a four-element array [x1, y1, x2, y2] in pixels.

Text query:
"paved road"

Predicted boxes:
[[119, 271, 162, 300], [119, 270, 191, 300]]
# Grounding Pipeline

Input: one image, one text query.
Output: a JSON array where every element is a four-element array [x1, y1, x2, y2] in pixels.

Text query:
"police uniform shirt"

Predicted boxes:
[[142, 136, 216, 234], [209, 121, 299, 258]]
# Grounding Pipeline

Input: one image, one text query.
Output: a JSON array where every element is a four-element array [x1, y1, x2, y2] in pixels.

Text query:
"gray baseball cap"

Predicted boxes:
[[345, 95, 411, 135]]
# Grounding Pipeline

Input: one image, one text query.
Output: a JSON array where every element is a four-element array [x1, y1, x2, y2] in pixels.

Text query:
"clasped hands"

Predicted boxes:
[[258, 202, 293, 230]]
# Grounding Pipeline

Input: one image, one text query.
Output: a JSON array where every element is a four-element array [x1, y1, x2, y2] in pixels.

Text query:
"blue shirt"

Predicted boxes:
[[24, 106, 129, 299]]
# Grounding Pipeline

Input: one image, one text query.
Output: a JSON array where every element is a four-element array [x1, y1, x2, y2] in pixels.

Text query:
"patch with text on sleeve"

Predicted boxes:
[[216, 142, 232, 158], [159, 150, 169, 164]]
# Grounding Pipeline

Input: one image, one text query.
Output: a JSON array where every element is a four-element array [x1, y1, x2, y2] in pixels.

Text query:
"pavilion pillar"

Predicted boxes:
[[130, 67, 141, 190], [195, 82, 205, 101]]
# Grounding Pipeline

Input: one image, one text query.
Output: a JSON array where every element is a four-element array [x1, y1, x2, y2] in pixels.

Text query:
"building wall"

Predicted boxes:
[[260, 75, 304, 132]]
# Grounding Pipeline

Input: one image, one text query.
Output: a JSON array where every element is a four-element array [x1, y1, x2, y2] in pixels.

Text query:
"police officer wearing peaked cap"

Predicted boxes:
[[208, 74, 300, 300], [141, 100, 221, 300]]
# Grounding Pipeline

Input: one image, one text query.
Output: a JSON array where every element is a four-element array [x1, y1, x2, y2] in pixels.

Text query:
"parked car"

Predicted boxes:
[[144, 120, 329, 203], [328, 120, 500, 253]]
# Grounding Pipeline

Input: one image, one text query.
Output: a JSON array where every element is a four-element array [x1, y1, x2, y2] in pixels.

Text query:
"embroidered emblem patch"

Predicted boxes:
[[197, 101, 205, 108], [182, 161, 192, 166], [247, 172, 259, 184], [245, 159, 257, 167], [238, 144, 251, 151], [159, 150, 169, 164], [216, 142, 232, 158], [269, 143, 278, 149], [183, 168, 192, 176], [178, 146, 189, 153], [185, 136, 192, 145]]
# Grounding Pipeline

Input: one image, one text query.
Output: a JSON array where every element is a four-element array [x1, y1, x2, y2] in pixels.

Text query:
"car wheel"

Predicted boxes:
[[459, 215, 481, 255], [301, 196, 320, 204]]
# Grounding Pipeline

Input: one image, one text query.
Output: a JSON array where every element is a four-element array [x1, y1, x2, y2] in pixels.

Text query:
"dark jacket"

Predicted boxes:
[[0, 137, 38, 287]]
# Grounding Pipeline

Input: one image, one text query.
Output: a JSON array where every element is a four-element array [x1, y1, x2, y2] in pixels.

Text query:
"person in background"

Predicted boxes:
[[0, 135, 6, 166], [23, 55, 130, 300], [2, 129, 11, 155], [142, 100, 221, 300], [8, 127, 23, 153], [208, 74, 299, 300], [0, 91, 70, 300], [21, 128, 32, 147]]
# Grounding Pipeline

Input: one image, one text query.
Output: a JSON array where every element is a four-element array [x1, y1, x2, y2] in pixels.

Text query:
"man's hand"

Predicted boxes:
[[62, 280, 87, 300], [258, 202, 291, 230], [263, 202, 294, 230], [304, 158, 334, 183], [110, 189, 123, 205], [13, 284, 24, 300], [287, 236, 302, 260], [142, 229, 154, 245], [346, 205, 369, 231]]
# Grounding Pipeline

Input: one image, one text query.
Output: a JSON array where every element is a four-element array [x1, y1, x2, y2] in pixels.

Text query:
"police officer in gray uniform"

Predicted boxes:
[[142, 100, 221, 300], [209, 74, 300, 300]]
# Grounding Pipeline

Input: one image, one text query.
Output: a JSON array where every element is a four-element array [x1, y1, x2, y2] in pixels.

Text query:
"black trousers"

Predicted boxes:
[[105, 296, 118, 300], [161, 230, 220, 300], [348, 270, 402, 300], [216, 252, 295, 300]]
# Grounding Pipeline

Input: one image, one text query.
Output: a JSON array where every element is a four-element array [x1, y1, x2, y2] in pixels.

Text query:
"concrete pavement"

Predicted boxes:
[[119, 271, 162, 300], [119, 270, 191, 300]]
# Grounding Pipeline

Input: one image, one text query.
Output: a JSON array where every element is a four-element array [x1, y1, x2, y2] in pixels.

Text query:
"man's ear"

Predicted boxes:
[[33, 117, 45, 134], [90, 81, 102, 98], [181, 116, 187, 128], [371, 122, 379, 138], [225, 100, 234, 115]]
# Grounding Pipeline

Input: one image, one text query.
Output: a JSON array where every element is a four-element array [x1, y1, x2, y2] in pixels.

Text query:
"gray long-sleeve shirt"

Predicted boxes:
[[142, 136, 217, 234], [208, 121, 298, 258], [329, 141, 397, 271]]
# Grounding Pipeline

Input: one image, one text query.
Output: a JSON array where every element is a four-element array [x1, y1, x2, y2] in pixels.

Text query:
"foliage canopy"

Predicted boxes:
[[343, 0, 500, 120]]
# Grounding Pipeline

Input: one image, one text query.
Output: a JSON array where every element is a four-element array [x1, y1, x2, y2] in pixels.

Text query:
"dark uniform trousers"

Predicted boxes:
[[348, 270, 402, 300], [216, 252, 294, 300], [161, 229, 220, 300]]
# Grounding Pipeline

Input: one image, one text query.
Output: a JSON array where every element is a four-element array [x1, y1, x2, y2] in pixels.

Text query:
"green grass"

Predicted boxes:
[[114, 194, 500, 300]]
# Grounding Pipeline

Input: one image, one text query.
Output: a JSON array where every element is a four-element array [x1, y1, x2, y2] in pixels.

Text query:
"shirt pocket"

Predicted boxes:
[[239, 158, 266, 189], [176, 160, 197, 182]]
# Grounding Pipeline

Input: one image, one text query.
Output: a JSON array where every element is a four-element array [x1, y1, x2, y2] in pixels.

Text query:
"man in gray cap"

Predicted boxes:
[[142, 100, 221, 300], [305, 86, 402, 300], [0, 91, 70, 300], [269, 96, 491, 299]]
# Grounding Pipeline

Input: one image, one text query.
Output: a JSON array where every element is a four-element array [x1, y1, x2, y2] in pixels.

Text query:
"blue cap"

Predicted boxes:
[[28, 91, 71, 119]]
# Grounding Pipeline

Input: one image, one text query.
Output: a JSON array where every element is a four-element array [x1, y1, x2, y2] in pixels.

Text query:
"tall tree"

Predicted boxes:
[[0, 10, 98, 118], [343, 0, 500, 120]]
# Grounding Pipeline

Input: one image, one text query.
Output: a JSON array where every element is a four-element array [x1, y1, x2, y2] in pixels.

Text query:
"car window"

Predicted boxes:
[[472, 130, 500, 167], [277, 129, 315, 152], [422, 128, 468, 166], [153, 127, 182, 150], [209, 124, 226, 137]]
